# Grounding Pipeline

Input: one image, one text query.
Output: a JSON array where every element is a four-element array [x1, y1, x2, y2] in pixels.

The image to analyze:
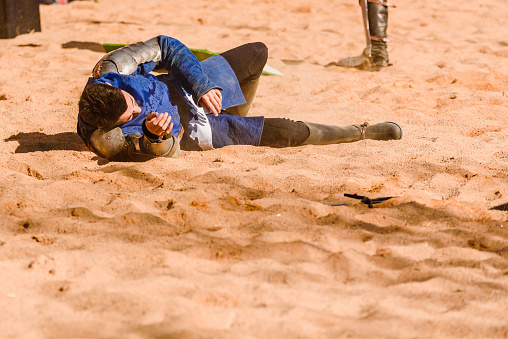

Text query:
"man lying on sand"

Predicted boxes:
[[77, 35, 402, 161]]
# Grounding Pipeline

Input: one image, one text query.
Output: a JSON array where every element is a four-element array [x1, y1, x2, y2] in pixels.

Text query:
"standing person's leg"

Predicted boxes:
[[220, 42, 268, 116], [335, 0, 394, 71]]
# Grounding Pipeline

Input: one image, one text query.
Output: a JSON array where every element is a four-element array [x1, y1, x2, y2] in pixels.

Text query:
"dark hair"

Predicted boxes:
[[78, 83, 127, 128]]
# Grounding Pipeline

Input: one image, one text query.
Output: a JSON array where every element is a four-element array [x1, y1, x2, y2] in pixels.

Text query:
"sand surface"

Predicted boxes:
[[1, 0, 507, 338]]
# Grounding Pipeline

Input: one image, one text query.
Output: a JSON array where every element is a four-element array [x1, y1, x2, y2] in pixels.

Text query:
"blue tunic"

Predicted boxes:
[[77, 35, 264, 153]]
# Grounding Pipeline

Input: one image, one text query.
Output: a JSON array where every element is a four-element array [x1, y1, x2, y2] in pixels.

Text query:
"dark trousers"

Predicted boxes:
[[220, 43, 309, 147]]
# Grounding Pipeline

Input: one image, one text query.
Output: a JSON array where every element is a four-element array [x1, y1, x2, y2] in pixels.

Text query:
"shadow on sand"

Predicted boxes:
[[61, 41, 105, 53], [5, 132, 89, 153]]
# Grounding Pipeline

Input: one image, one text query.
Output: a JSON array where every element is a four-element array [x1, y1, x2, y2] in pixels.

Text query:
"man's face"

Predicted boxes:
[[115, 90, 142, 125]]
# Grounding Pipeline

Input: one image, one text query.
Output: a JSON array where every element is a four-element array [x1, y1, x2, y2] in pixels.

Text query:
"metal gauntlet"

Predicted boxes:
[[89, 127, 180, 161], [92, 37, 162, 77]]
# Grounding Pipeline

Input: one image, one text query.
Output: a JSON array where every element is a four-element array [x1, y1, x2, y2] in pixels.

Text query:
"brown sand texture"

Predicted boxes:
[[1, 0, 508, 338]]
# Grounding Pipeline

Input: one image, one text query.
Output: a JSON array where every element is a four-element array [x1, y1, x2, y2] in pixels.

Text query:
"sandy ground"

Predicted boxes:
[[1, 0, 507, 338]]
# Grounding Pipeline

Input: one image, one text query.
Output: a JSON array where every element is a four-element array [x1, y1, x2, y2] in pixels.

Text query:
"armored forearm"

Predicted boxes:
[[89, 127, 181, 161], [92, 38, 162, 77]]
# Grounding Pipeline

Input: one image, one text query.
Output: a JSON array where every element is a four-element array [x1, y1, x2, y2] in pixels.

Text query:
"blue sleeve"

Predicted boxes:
[[136, 61, 157, 75], [156, 35, 220, 105]]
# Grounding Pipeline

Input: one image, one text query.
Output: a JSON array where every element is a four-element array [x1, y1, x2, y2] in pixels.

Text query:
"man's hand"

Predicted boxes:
[[145, 112, 173, 137], [199, 88, 222, 116]]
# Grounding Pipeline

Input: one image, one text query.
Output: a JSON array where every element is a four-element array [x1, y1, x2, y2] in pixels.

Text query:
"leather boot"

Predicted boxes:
[[335, 0, 394, 71], [302, 121, 402, 145]]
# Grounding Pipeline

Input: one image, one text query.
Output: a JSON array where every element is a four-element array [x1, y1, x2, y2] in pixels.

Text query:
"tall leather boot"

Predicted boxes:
[[302, 121, 402, 145], [336, 0, 395, 71]]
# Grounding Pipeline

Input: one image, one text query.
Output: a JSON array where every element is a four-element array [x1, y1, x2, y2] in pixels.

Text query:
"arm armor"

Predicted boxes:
[[92, 38, 162, 77], [89, 127, 180, 161]]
